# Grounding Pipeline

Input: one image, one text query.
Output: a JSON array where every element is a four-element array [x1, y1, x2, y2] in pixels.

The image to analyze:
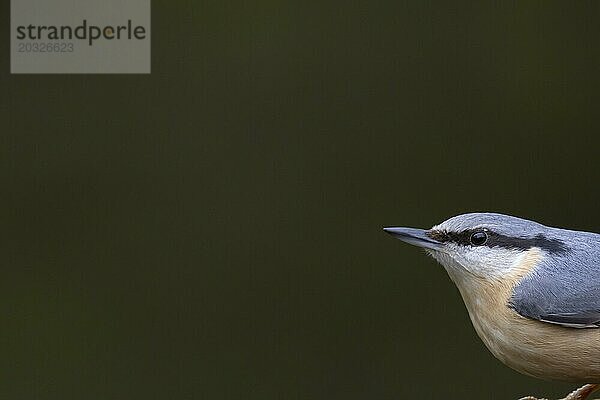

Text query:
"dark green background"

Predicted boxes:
[[1, 1, 598, 399]]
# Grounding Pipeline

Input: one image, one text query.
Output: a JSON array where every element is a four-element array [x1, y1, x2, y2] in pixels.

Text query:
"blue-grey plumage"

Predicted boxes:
[[384, 213, 600, 399], [510, 226, 600, 328]]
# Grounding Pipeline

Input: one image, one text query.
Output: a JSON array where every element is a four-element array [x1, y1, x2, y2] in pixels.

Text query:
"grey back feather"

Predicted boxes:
[[509, 226, 600, 328]]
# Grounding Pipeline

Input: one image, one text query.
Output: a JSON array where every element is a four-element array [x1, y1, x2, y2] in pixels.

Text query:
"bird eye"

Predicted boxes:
[[470, 231, 488, 246]]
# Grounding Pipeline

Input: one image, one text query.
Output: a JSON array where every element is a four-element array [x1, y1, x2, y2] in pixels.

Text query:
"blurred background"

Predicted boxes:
[[0, 1, 598, 399]]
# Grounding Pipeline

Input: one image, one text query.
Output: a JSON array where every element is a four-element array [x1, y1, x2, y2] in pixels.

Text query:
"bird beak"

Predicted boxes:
[[383, 227, 443, 250]]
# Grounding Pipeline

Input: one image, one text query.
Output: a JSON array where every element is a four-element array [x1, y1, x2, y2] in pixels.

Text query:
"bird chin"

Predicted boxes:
[[425, 249, 465, 275], [424, 249, 437, 257], [424, 248, 448, 262], [424, 247, 448, 258]]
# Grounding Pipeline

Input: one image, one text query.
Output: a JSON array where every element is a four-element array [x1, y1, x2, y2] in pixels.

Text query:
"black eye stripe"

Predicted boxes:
[[427, 229, 568, 254]]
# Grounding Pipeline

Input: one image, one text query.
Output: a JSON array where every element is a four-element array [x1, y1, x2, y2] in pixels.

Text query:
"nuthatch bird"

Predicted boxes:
[[384, 213, 600, 400]]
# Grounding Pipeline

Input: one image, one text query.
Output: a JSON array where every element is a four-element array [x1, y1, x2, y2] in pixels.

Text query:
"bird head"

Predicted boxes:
[[384, 213, 567, 284]]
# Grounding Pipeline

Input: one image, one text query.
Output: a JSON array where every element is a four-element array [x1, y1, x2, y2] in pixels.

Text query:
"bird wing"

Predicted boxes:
[[509, 242, 600, 329], [539, 311, 600, 328]]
